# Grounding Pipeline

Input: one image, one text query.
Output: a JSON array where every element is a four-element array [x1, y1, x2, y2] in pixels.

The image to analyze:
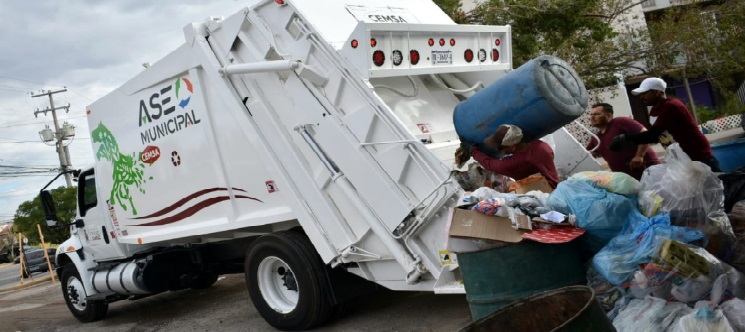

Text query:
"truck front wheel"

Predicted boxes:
[[245, 231, 333, 330], [61, 264, 108, 322]]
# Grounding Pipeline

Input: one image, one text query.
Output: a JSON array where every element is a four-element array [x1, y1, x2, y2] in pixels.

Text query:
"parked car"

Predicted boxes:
[[13, 246, 40, 264], [20, 248, 56, 277]]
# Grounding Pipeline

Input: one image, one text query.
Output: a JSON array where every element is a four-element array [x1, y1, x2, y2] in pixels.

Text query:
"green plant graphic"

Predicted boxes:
[[91, 122, 150, 215]]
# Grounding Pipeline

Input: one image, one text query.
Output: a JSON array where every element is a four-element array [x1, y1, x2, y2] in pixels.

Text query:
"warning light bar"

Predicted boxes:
[[341, 23, 512, 78]]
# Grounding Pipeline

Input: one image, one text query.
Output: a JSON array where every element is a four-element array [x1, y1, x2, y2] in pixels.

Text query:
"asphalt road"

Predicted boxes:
[[0, 270, 473, 331], [0, 263, 53, 289]]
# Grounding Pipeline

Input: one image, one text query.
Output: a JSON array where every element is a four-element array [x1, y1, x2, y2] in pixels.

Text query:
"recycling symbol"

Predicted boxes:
[[171, 151, 181, 166]]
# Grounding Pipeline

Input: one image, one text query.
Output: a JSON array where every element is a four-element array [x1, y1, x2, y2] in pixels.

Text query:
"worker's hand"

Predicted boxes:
[[460, 141, 477, 154], [609, 134, 632, 151], [630, 156, 644, 169]]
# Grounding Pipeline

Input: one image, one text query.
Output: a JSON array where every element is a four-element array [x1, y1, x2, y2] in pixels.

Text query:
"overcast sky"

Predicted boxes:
[[0, 1, 250, 223]]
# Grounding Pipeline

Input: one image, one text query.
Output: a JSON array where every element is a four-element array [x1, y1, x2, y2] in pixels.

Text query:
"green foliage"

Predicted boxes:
[[646, 1, 745, 94], [694, 96, 745, 124], [433, 0, 467, 23], [12, 186, 75, 244], [466, 0, 652, 89]]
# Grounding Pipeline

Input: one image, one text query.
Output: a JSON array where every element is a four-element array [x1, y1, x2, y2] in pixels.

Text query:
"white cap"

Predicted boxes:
[[632, 77, 667, 95]]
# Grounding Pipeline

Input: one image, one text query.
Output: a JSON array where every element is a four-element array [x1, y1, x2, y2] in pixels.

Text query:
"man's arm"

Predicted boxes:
[[471, 147, 523, 175], [625, 126, 664, 144], [631, 130, 651, 169]]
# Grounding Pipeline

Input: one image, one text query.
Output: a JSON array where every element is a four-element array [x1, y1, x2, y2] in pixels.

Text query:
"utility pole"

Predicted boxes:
[[32, 89, 73, 187]]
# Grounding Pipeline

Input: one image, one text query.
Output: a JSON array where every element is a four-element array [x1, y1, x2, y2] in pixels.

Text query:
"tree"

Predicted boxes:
[[460, 0, 652, 89], [12, 186, 75, 244], [433, 0, 467, 23], [646, 0, 745, 97], [434, 0, 745, 98]]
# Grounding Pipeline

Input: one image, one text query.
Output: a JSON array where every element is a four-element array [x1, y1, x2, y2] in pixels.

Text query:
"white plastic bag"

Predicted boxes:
[[673, 304, 734, 332], [721, 298, 745, 331], [639, 143, 737, 261], [613, 296, 692, 332]]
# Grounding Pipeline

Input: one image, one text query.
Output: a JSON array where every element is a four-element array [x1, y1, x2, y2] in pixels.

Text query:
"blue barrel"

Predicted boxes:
[[712, 137, 745, 172], [454, 55, 588, 144]]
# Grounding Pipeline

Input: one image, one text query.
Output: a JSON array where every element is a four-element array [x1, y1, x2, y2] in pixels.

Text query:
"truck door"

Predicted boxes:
[[76, 169, 132, 261]]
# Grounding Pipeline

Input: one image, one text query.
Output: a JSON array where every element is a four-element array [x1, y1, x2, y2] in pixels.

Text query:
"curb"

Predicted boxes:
[[0, 275, 55, 293]]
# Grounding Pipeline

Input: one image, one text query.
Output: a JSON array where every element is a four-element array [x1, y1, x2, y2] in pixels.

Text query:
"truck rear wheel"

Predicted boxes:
[[61, 264, 108, 322], [245, 231, 333, 331]]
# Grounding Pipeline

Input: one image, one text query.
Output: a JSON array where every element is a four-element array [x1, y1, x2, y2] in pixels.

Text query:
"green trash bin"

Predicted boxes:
[[459, 286, 616, 332], [458, 241, 586, 321]]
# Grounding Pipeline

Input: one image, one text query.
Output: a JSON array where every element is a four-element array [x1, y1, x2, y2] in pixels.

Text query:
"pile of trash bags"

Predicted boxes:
[[543, 144, 745, 331], [453, 142, 745, 330]]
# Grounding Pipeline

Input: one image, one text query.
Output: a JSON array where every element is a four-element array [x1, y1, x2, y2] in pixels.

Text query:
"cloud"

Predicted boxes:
[[0, 0, 247, 222]]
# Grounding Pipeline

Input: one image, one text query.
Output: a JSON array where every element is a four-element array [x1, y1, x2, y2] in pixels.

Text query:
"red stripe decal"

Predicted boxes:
[[132, 187, 256, 220], [135, 195, 262, 227]]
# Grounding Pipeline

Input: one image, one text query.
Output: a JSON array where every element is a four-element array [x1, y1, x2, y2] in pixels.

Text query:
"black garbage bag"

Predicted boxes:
[[719, 168, 745, 214]]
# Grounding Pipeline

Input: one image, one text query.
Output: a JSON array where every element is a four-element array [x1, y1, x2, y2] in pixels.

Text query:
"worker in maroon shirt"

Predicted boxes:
[[462, 125, 561, 188], [586, 102, 660, 180], [610, 77, 722, 172]]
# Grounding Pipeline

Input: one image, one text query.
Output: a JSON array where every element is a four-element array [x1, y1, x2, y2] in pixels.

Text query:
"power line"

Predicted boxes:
[[0, 75, 48, 86], [0, 115, 86, 129], [0, 75, 94, 101]]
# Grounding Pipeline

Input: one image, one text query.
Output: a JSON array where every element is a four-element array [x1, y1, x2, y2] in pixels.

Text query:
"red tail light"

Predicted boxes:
[[373, 50, 385, 67], [464, 49, 474, 63], [275, 0, 286, 5], [492, 49, 500, 61], [410, 50, 420, 65]]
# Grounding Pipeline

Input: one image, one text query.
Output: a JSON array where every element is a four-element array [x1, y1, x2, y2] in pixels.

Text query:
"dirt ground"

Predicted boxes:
[[0, 274, 472, 332]]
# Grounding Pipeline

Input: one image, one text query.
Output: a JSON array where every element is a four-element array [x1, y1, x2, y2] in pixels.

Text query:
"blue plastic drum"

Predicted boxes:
[[453, 55, 588, 144]]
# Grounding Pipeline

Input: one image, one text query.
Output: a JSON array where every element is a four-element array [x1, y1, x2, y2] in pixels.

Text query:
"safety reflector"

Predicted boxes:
[[428, 38, 435, 47], [351, 40, 358, 48], [275, 0, 286, 5], [439, 38, 445, 46], [450, 39, 456, 46], [370, 38, 377, 47], [464, 49, 474, 63], [410, 50, 420, 65], [495, 39, 501, 46], [373, 50, 385, 67]]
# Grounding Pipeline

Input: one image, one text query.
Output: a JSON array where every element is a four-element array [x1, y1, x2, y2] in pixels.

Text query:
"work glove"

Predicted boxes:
[[609, 134, 634, 151]]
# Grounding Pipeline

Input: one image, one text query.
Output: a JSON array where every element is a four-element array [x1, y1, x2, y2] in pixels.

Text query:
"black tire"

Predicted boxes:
[[245, 231, 333, 331], [60, 264, 108, 322], [191, 272, 219, 289]]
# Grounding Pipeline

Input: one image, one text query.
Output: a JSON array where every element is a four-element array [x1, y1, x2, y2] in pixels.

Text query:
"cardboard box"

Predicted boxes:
[[508, 173, 553, 194], [448, 208, 524, 244]]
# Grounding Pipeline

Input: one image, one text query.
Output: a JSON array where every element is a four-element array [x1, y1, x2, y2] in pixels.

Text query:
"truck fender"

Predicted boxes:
[[55, 237, 100, 298]]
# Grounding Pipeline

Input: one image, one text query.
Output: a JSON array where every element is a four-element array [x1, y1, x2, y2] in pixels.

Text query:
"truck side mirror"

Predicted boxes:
[[40, 190, 59, 227]]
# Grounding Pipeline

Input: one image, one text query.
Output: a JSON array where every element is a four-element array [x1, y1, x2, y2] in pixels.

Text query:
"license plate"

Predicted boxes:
[[431, 50, 452, 65]]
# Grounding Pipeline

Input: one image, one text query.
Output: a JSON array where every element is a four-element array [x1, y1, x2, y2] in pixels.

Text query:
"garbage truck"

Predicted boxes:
[[39, 0, 599, 330]]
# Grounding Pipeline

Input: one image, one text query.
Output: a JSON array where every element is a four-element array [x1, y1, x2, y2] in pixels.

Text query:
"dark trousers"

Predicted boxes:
[[700, 156, 723, 172]]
